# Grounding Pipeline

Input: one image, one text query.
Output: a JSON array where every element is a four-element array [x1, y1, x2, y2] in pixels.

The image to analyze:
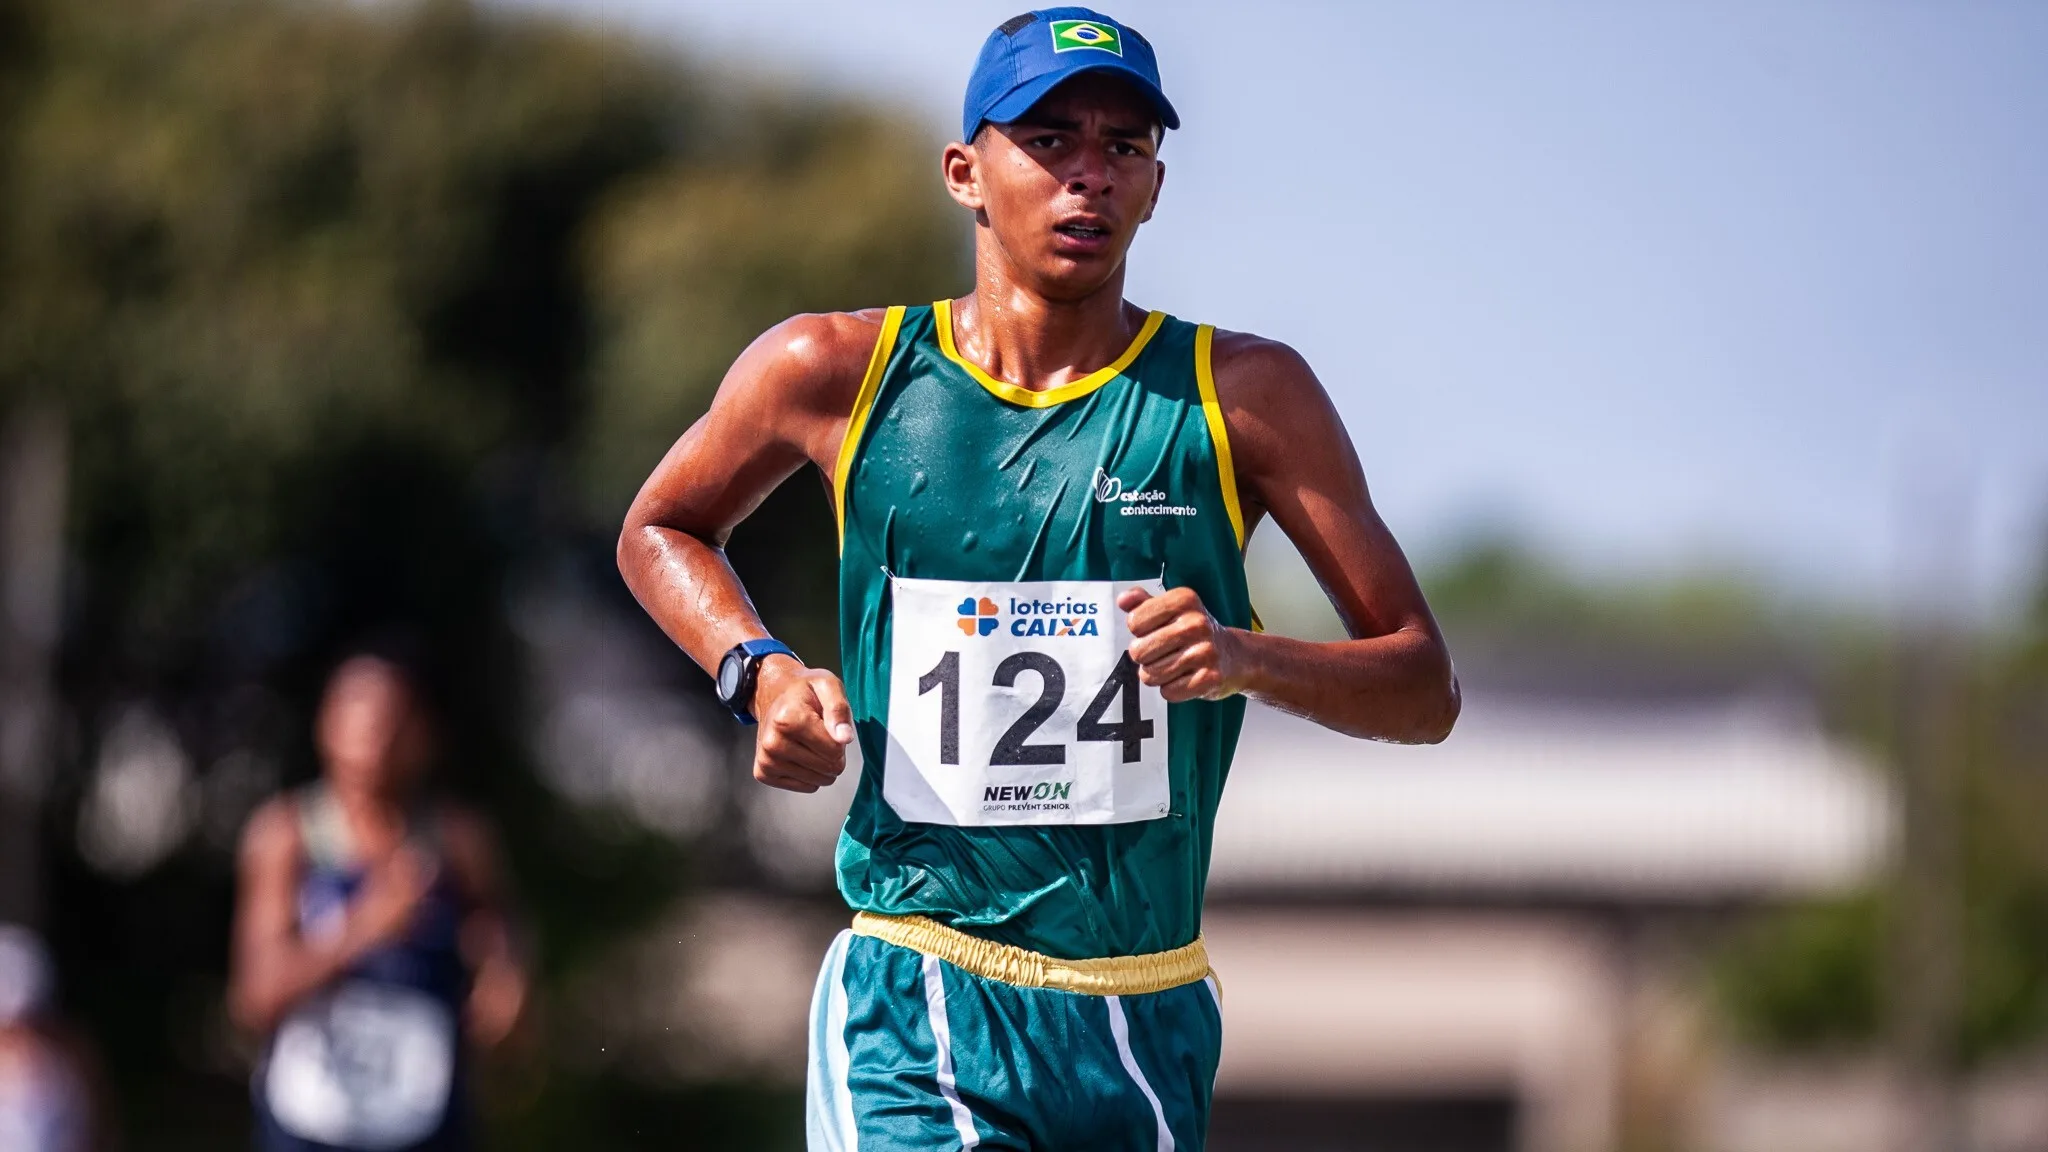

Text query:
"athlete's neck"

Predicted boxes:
[[951, 265, 1145, 394], [329, 782, 412, 857]]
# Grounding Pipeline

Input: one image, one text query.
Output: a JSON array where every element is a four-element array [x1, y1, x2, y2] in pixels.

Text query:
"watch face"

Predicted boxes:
[[717, 652, 744, 703]]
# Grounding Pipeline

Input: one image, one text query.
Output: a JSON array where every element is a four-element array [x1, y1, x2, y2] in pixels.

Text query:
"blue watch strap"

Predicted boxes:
[[736, 638, 795, 662], [727, 638, 796, 725]]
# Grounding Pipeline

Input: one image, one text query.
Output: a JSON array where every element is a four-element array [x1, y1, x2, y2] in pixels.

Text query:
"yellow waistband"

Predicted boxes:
[[850, 911, 1212, 997]]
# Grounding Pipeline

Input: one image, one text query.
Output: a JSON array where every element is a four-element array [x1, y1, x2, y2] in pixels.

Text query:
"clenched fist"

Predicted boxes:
[[1120, 585, 1248, 702], [751, 656, 855, 792]]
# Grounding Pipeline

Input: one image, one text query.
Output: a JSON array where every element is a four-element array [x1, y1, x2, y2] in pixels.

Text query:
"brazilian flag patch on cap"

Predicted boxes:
[[1050, 19, 1123, 55]]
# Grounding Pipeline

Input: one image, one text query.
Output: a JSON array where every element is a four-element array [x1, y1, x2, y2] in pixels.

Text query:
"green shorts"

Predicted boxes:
[[806, 927, 1224, 1150]]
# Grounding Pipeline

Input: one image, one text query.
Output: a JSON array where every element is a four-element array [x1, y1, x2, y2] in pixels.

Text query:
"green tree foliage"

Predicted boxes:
[[1421, 531, 1827, 655], [1712, 542, 2048, 1067], [580, 106, 964, 657], [580, 108, 963, 512], [0, 0, 963, 1146], [1, 0, 680, 630], [1716, 892, 1888, 1050]]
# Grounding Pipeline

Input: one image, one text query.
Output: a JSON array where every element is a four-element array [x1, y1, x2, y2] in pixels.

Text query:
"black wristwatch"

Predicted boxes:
[[716, 638, 796, 725]]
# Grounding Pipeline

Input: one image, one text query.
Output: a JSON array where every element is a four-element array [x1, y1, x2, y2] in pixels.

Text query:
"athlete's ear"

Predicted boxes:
[[1139, 159, 1164, 225], [943, 139, 986, 214]]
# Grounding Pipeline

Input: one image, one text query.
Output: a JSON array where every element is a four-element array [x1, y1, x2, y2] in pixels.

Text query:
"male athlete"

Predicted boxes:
[[620, 9, 1458, 1149]]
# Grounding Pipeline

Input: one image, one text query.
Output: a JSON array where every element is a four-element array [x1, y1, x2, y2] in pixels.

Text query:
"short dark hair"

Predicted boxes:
[[329, 625, 440, 714]]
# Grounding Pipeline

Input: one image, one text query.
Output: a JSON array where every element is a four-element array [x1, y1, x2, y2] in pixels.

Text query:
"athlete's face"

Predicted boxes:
[[946, 74, 1164, 300], [317, 657, 431, 801]]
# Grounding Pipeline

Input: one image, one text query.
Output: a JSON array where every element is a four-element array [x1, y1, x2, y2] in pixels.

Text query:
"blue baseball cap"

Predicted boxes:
[[961, 8, 1180, 144]]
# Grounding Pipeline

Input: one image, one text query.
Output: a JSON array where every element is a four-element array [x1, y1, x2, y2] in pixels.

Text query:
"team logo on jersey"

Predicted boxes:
[[1050, 19, 1123, 55], [956, 596, 1000, 637], [1091, 467, 1198, 518]]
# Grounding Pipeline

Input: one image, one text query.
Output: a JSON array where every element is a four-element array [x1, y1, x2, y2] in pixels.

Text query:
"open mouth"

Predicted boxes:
[[1055, 221, 1111, 242]]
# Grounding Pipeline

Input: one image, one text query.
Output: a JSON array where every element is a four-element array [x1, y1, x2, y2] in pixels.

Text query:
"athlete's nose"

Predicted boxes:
[[1065, 146, 1113, 197], [1066, 169, 1112, 198]]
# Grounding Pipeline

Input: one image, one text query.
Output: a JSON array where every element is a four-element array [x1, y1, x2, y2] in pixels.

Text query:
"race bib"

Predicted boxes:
[[264, 981, 455, 1151], [884, 576, 1171, 826]]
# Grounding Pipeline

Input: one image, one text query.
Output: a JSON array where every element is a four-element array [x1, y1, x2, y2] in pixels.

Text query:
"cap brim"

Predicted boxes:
[[979, 62, 1181, 137]]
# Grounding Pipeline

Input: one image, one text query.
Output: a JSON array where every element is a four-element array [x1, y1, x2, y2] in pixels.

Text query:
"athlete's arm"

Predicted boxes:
[[226, 798, 435, 1035], [437, 808, 528, 1049], [1121, 333, 1459, 744], [617, 311, 881, 792]]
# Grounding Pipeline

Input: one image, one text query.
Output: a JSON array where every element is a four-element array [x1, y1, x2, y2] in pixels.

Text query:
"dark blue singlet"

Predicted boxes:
[[253, 787, 473, 1152]]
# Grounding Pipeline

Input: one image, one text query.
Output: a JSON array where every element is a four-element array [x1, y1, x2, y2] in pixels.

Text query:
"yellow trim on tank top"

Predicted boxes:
[[850, 910, 1214, 997], [1193, 324, 1247, 548], [1195, 323, 1263, 631], [833, 305, 906, 549], [933, 298, 1166, 409]]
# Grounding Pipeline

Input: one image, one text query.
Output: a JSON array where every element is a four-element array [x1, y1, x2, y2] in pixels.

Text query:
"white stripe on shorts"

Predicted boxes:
[[1106, 994, 1175, 1152], [920, 955, 980, 1149], [806, 931, 859, 1151]]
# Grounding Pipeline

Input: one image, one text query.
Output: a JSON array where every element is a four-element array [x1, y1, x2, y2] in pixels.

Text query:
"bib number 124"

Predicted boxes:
[[917, 650, 1153, 766], [882, 576, 1171, 827]]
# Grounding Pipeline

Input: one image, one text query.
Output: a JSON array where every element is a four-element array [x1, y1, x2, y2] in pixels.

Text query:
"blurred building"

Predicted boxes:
[[1195, 692, 1884, 1152]]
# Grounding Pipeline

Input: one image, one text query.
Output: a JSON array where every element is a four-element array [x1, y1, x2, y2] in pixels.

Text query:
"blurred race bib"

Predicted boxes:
[[264, 981, 454, 1150], [884, 576, 1171, 826]]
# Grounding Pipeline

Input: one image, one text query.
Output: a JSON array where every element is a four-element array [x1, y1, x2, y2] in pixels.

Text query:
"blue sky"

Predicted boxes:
[[509, 0, 2048, 613]]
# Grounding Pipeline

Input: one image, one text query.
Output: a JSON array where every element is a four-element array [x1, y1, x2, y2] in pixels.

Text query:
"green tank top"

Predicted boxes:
[[834, 300, 1252, 961]]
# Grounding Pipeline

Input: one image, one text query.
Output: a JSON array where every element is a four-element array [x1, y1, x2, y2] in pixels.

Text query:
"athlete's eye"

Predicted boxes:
[[1029, 134, 1063, 150]]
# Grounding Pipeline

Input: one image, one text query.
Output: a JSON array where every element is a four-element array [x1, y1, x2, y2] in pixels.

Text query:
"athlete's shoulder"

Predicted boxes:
[[1204, 327, 1316, 391], [1203, 327, 1329, 420], [754, 308, 898, 379], [729, 307, 899, 415], [237, 794, 303, 870], [764, 307, 897, 370], [1200, 327, 1346, 485]]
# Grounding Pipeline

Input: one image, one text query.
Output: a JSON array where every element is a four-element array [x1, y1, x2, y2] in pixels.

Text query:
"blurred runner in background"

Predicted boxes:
[[230, 644, 527, 1152], [0, 925, 97, 1152]]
